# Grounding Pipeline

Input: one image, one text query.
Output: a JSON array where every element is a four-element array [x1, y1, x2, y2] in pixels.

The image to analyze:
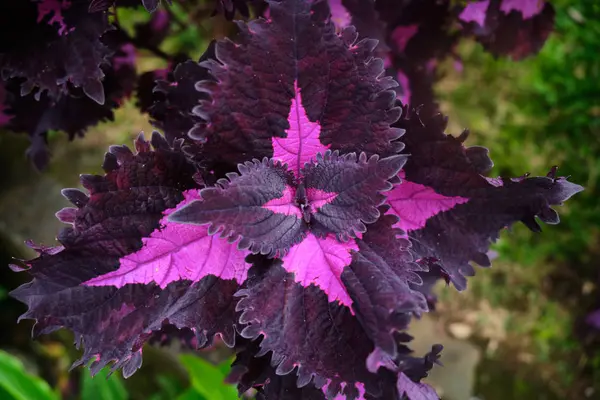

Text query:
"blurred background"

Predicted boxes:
[[1, 0, 599, 399]]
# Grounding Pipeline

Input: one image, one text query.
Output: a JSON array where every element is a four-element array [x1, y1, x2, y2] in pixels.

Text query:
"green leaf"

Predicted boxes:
[[176, 388, 207, 400], [80, 366, 128, 400], [148, 374, 189, 400], [179, 355, 238, 400], [0, 350, 58, 400]]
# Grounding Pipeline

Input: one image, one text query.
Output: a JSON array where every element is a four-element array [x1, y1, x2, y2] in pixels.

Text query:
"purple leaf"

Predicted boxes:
[[228, 339, 331, 400], [397, 373, 438, 400], [191, 0, 403, 167], [84, 190, 252, 289], [10, 134, 241, 376], [396, 109, 584, 290], [500, 0, 544, 19], [281, 233, 358, 308], [385, 172, 469, 232], [272, 81, 330, 178], [459, 0, 555, 60], [337, 0, 389, 61], [235, 264, 441, 398], [168, 158, 306, 257], [214, 0, 251, 19], [304, 151, 407, 240], [235, 262, 381, 398], [0, 13, 138, 167], [0, 0, 111, 101], [37, 0, 71, 36], [148, 42, 216, 143], [342, 211, 428, 360], [459, 0, 490, 27]]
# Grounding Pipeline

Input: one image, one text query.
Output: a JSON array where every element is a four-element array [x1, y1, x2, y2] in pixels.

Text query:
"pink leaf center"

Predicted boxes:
[[328, 0, 351, 31], [280, 233, 358, 308], [263, 186, 302, 218], [386, 173, 469, 232], [306, 188, 337, 210], [500, 0, 544, 19], [459, 0, 490, 27], [84, 190, 251, 289], [262, 186, 338, 217], [272, 81, 329, 177]]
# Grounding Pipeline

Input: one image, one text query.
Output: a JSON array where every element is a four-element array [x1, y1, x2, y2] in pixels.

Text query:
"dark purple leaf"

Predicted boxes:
[[191, 0, 403, 167], [10, 134, 242, 376], [397, 373, 438, 400], [1, 28, 137, 168], [381, 0, 457, 114], [84, 190, 252, 289], [0, 0, 111, 102], [142, 0, 160, 13], [214, 0, 251, 19], [235, 262, 381, 398], [146, 43, 216, 143], [169, 158, 306, 257], [459, 0, 555, 60], [235, 262, 441, 399], [342, 210, 428, 361], [304, 151, 406, 240], [394, 109, 583, 290], [228, 339, 329, 399]]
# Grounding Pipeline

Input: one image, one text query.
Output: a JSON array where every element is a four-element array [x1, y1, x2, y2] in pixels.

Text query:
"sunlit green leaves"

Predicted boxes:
[[179, 355, 238, 400], [0, 350, 58, 400], [81, 365, 128, 400]]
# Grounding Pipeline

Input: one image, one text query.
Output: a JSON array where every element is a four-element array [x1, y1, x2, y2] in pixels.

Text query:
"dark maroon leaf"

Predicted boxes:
[[228, 339, 328, 400], [234, 262, 440, 399], [235, 262, 380, 398], [381, 0, 458, 114], [342, 210, 428, 361], [303, 151, 406, 240], [10, 134, 242, 376], [190, 0, 403, 168], [0, 0, 111, 103], [393, 108, 583, 289], [169, 158, 306, 257], [1, 29, 137, 168], [142, 0, 161, 13], [459, 0, 555, 60], [146, 42, 216, 143]]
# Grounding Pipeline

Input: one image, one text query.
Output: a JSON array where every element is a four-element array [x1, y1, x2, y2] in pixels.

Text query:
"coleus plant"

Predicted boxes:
[[6, 0, 582, 399]]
